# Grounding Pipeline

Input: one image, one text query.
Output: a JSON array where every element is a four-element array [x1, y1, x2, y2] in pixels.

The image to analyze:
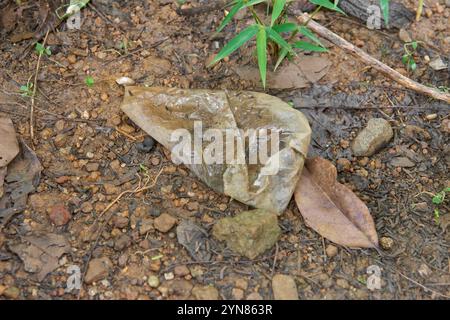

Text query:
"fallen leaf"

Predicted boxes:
[[0, 140, 42, 229], [8, 232, 70, 281], [235, 55, 330, 89], [0, 117, 20, 167], [294, 157, 378, 248], [176, 220, 212, 262]]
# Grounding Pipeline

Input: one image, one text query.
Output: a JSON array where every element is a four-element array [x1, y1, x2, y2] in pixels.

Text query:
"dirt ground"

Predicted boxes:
[[0, 0, 449, 300]]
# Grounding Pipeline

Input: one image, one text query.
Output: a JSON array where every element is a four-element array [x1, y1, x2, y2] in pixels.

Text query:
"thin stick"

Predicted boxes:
[[398, 272, 450, 299], [30, 30, 50, 144], [296, 13, 450, 104]]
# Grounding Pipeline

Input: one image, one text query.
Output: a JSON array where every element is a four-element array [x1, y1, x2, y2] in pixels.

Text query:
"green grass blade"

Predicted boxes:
[[294, 41, 328, 52], [266, 27, 293, 54], [272, 22, 298, 33], [256, 26, 267, 89], [209, 24, 259, 66], [271, 0, 287, 26], [244, 0, 267, 8], [274, 47, 289, 71], [380, 0, 389, 27], [308, 0, 345, 14], [299, 26, 323, 46], [217, 0, 244, 33]]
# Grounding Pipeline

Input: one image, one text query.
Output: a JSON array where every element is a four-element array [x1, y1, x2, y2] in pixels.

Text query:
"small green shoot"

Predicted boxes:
[[209, 0, 341, 89], [431, 187, 450, 224], [19, 83, 33, 97], [402, 41, 419, 72], [84, 76, 95, 87], [35, 42, 52, 56]]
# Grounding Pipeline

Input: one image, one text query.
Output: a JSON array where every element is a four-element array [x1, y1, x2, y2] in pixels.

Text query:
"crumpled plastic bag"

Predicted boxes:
[[121, 87, 311, 213]]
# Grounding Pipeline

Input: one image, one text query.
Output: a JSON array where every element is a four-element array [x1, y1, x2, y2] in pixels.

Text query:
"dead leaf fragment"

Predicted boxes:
[[235, 55, 330, 89], [294, 157, 378, 248], [0, 141, 43, 228], [9, 232, 70, 281], [176, 220, 212, 262], [0, 117, 19, 167]]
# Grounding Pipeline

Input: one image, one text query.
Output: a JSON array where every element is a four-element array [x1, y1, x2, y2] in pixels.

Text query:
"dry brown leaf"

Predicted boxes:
[[8, 232, 70, 281], [294, 157, 378, 248], [0, 117, 19, 168], [235, 55, 330, 89]]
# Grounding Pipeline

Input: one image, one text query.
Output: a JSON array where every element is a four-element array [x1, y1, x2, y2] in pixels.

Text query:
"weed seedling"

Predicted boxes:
[[85, 76, 95, 87], [208, 0, 344, 89], [431, 187, 450, 224], [35, 42, 52, 57], [19, 82, 33, 97], [402, 41, 420, 72]]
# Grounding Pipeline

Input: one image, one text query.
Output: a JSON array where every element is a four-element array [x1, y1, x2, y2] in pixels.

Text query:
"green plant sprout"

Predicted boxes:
[[208, 0, 344, 89], [35, 42, 52, 56], [84, 76, 95, 87], [19, 82, 33, 97], [431, 187, 450, 224], [402, 41, 420, 72]]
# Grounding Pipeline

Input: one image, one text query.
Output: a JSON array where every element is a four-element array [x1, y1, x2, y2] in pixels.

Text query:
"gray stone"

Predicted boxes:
[[85, 257, 112, 284], [212, 209, 280, 259], [352, 118, 393, 156], [390, 157, 415, 167], [272, 274, 298, 300]]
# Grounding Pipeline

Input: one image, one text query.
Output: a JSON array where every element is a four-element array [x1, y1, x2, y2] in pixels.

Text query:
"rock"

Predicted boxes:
[[187, 201, 199, 211], [118, 253, 128, 267], [114, 234, 131, 250], [48, 204, 71, 226], [390, 157, 415, 168], [113, 216, 129, 229], [2, 286, 20, 299], [232, 288, 245, 300], [418, 263, 431, 278], [272, 274, 298, 300], [325, 244, 338, 258], [441, 119, 450, 134], [336, 158, 351, 172], [235, 278, 248, 290], [380, 236, 394, 250], [352, 118, 393, 156], [413, 202, 428, 212], [429, 57, 447, 71], [116, 76, 135, 86], [404, 125, 431, 140], [174, 265, 190, 277], [80, 201, 93, 213], [212, 209, 281, 259], [398, 28, 412, 42], [336, 278, 350, 289], [147, 275, 160, 288], [139, 218, 154, 235], [163, 279, 193, 299], [164, 272, 175, 280], [85, 257, 112, 284], [154, 213, 177, 233], [191, 285, 220, 300], [246, 292, 263, 300], [136, 136, 155, 153]]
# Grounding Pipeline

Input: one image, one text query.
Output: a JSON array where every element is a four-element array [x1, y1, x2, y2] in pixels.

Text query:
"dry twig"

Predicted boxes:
[[297, 13, 450, 104], [30, 30, 50, 144]]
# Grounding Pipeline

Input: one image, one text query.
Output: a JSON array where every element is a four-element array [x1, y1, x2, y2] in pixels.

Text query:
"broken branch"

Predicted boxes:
[[297, 13, 450, 104]]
